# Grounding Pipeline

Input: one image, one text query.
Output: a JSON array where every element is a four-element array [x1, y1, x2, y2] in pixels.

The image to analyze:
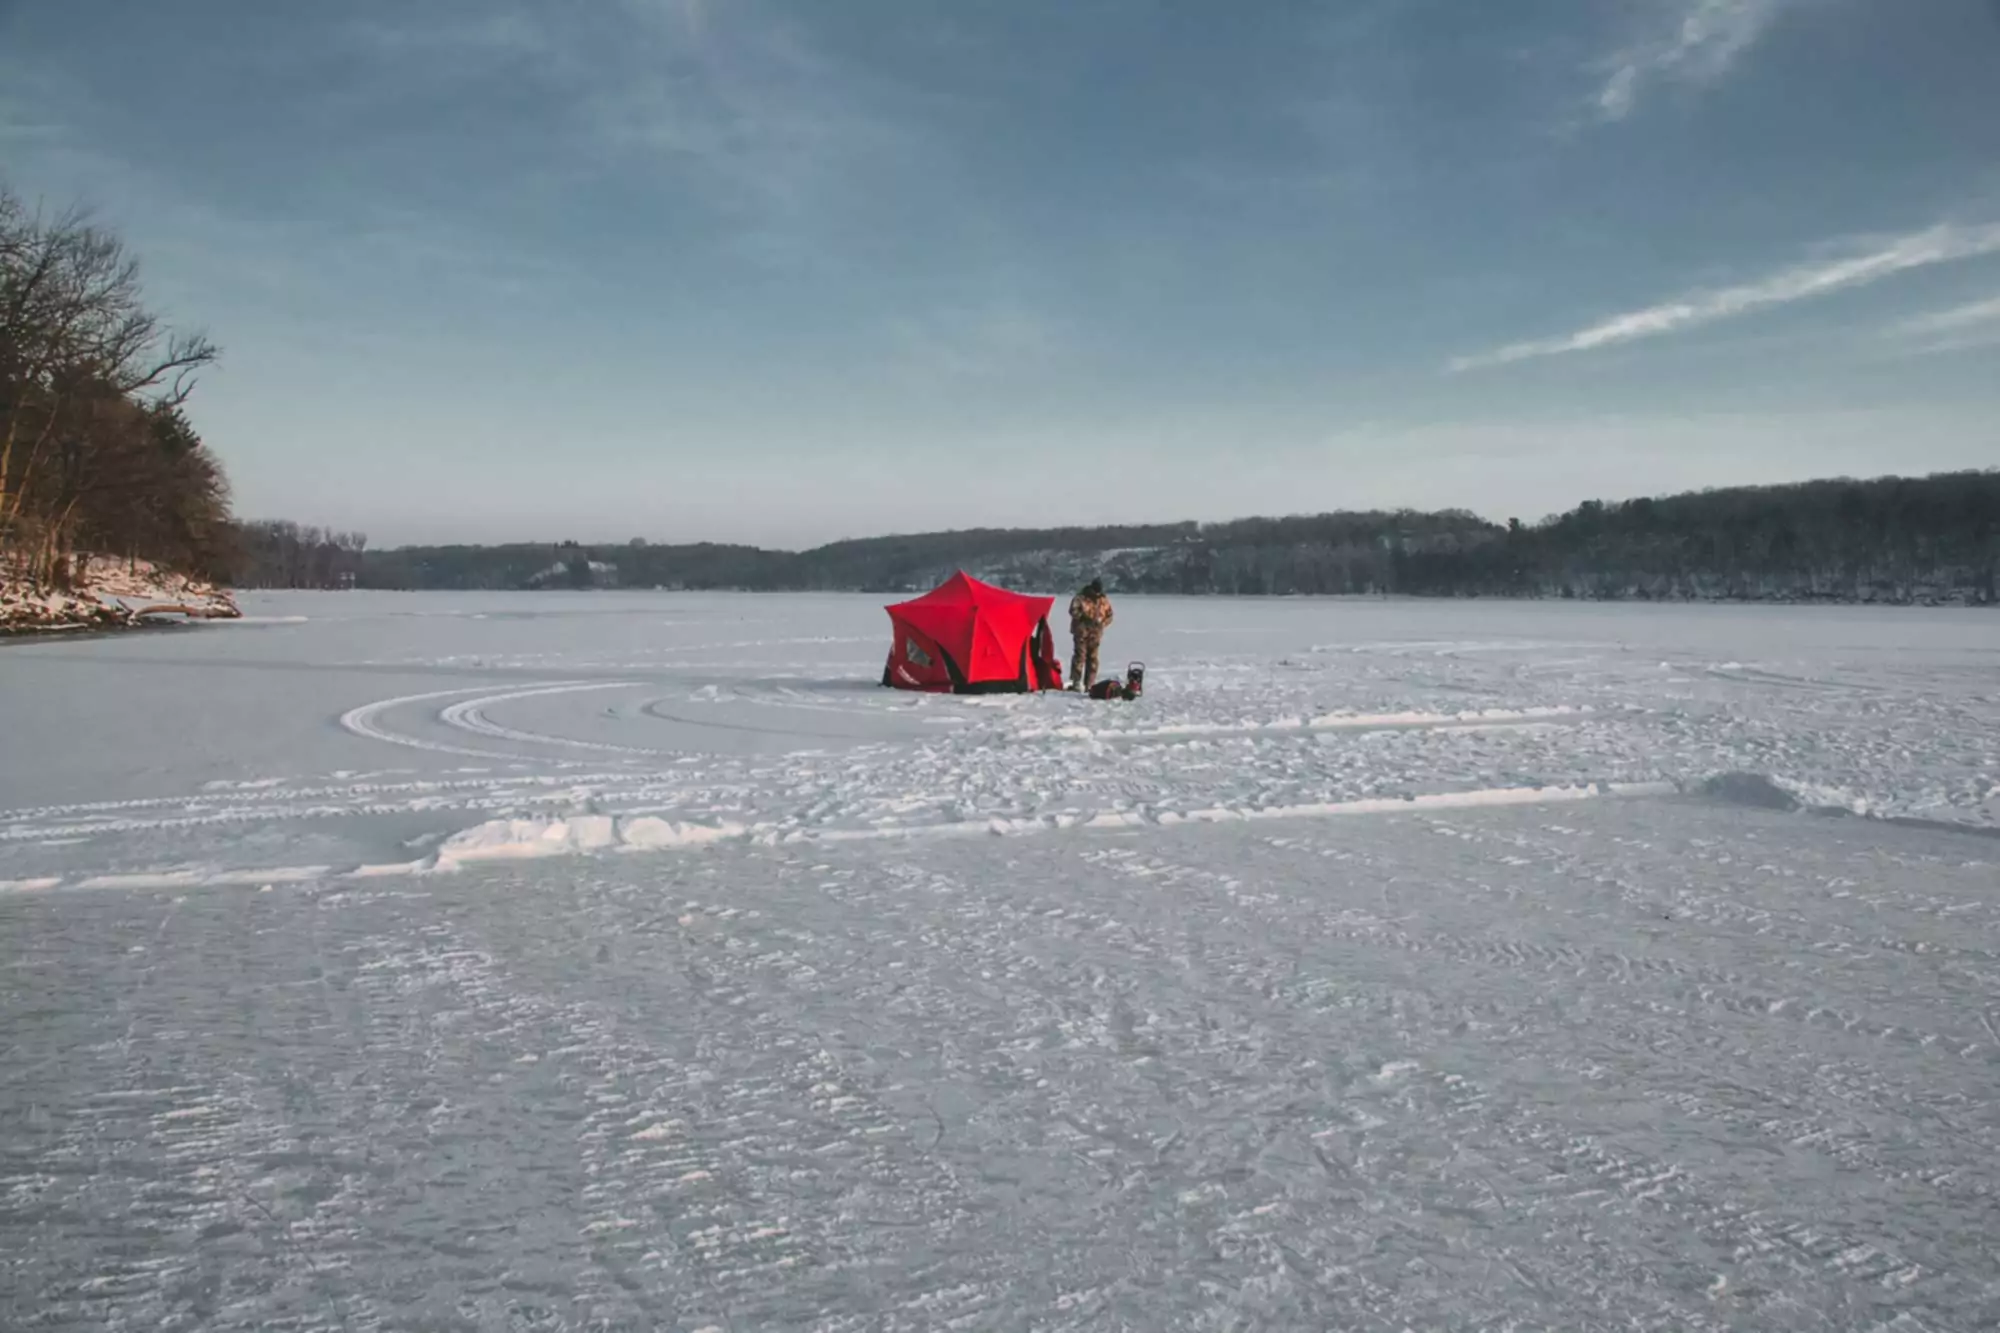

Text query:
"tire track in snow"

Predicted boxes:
[[435, 682, 666, 756], [640, 697, 895, 742], [338, 683, 580, 760], [340, 680, 656, 764], [725, 681, 917, 719]]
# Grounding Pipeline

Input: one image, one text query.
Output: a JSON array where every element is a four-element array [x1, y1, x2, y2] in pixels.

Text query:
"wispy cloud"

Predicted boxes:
[[1883, 290, 2000, 356], [1893, 291, 2000, 338], [341, 1, 941, 271], [350, 3, 1069, 367], [1594, 0, 1794, 122], [888, 302, 1070, 382], [1451, 220, 2000, 372], [346, 11, 547, 65]]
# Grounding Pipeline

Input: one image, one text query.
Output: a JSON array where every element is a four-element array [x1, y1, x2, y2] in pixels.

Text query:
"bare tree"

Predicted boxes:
[[2, 181, 223, 584], [228, 519, 368, 589]]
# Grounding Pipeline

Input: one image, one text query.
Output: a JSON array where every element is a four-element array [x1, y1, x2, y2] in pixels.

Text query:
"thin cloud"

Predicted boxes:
[[1894, 291, 2000, 337], [1883, 290, 2000, 357], [346, 12, 547, 63], [1451, 220, 2000, 372], [344, 1, 938, 271], [888, 302, 1069, 382], [1594, 0, 1793, 121]]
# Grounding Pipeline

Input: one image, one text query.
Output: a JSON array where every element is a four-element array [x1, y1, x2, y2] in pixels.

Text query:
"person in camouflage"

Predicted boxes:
[[1067, 578, 1114, 690]]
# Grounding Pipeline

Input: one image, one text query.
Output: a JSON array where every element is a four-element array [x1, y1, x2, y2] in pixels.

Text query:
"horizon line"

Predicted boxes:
[[281, 462, 1998, 554]]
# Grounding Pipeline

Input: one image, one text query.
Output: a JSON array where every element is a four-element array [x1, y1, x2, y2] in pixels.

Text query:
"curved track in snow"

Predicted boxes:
[[639, 695, 906, 742], [435, 682, 662, 756], [338, 681, 640, 761]]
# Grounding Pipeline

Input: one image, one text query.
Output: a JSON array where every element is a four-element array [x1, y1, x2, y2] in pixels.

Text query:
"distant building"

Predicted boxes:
[[527, 558, 620, 589]]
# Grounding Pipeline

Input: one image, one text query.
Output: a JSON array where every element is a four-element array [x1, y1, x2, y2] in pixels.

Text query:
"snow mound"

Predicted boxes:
[[436, 814, 748, 865], [436, 815, 620, 865], [618, 816, 751, 849]]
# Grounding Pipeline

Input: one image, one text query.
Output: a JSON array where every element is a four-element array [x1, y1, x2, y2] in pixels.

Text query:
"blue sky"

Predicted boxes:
[[3, 0, 1997, 548]]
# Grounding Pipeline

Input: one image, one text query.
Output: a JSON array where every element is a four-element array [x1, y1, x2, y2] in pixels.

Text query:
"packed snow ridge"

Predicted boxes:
[[431, 781, 1674, 869]]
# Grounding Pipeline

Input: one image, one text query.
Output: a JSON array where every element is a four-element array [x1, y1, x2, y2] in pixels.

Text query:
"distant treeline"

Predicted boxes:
[[230, 520, 368, 589], [345, 469, 2000, 606]]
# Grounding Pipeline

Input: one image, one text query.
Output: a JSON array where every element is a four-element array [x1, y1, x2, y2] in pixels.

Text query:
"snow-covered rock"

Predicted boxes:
[[0, 556, 239, 635]]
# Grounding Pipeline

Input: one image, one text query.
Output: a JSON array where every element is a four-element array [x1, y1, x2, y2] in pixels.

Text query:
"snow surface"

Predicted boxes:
[[3, 590, 1999, 1329]]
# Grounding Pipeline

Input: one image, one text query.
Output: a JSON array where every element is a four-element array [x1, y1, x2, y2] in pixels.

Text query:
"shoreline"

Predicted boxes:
[[0, 616, 215, 644], [0, 556, 241, 638]]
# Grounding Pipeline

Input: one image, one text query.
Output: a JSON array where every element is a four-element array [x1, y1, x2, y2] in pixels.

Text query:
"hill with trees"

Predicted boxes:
[[349, 470, 2000, 606]]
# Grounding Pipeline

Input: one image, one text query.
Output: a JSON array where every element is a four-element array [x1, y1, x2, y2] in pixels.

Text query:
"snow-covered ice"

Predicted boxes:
[[2, 590, 1998, 1329]]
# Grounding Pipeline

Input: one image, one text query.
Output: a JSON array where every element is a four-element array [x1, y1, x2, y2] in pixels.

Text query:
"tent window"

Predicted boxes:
[[905, 638, 932, 668]]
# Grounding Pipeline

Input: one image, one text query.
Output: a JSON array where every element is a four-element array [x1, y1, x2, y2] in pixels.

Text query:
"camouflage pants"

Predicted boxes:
[[1069, 626, 1103, 687]]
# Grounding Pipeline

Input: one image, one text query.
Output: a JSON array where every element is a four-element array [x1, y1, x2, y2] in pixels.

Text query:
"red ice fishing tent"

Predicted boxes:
[[882, 571, 1065, 693]]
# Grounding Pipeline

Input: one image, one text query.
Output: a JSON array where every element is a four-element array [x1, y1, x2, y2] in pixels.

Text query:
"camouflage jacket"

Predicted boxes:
[[1069, 591, 1114, 633]]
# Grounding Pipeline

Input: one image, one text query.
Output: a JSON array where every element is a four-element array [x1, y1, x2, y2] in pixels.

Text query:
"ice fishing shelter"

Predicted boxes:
[[882, 572, 1064, 693]]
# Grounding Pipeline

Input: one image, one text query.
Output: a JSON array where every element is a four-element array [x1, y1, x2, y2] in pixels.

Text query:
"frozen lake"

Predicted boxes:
[[4, 591, 1999, 1329]]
